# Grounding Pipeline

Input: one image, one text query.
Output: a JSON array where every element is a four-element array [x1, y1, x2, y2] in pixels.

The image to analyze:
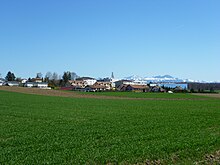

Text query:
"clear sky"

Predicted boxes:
[[0, 0, 219, 81]]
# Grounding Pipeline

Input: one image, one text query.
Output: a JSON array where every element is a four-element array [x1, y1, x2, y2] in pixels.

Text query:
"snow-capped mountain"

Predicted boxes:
[[123, 75, 200, 83], [144, 75, 183, 83], [124, 75, 144, 81], [153, 75, 173, 79]]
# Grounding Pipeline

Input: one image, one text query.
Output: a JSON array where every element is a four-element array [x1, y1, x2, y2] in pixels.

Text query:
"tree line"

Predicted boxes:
[[188, 83, 220, 93], [1, 71, 79, 87]]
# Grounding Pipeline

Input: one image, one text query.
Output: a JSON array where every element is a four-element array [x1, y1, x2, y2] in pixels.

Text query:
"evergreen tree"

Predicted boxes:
[[5, 71, 16, 81], [62, 71, 71, 86]]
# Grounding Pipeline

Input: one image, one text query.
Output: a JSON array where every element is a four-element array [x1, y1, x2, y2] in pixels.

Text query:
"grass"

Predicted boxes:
[[75, 91, 206, 99], [0, 90, 220, 164], [216, 90, 220, 93]]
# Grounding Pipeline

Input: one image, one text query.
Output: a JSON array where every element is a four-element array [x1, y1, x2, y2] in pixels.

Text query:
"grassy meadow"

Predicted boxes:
[[0, 90, 220, 164], [75, 91, 205, 99]]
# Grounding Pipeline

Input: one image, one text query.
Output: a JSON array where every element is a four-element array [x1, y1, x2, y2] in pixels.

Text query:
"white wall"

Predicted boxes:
[[85, 79, 97, 86], [37, 84, 48, 88]]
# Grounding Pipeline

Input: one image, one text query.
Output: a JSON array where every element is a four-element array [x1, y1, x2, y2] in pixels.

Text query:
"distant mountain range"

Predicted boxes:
[[123, 75, 215, 83]]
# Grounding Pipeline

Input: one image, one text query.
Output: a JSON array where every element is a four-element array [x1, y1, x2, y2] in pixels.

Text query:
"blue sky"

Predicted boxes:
[[0, 0, 219, 81]]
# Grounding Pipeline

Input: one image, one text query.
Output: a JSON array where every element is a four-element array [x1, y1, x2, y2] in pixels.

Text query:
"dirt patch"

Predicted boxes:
[[0, 86, 115, 99], [195, 150, 220, 165], [192, 93, 220, 99], [0, 86, 207, 101]]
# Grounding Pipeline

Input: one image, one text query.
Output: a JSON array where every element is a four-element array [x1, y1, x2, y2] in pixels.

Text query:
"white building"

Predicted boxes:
[[25, 82, 35, 88], [74, 77, 97, 86], [84, 79, 97, 86], [0, 78, 5, 86], [24, 82, 49, 89], [21, 79, 28, 84], [6, 81, 20, 86], [36, 82, 49, 88]]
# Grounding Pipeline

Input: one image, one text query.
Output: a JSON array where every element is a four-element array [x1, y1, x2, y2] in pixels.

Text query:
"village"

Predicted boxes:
[[1, 71, 220, 93], [0, 71, 197, 93]]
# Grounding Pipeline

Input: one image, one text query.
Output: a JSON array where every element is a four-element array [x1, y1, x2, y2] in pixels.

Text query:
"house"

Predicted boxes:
[[25, 82, 35, 88], [24, 82, 49, 89], [95, 81, 112, 90], [114, 80, 134, 88], [150, 86, 165, 92], [21, 79, 28, 84], [69, 77, 97, 88], [5, 81, 20, 87], [77, 77, 97, 86], [32, 78, 43, 83], [36, 82, 49, 88], [0, 78, 5, 86], [69, 80, 87, 88], [125, 85, 149, 92], [84, 84, 107, 92]]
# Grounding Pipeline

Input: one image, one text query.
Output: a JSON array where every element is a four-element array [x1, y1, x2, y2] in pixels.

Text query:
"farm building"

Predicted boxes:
[[125, 85, 149, 92], [24, 82, 49, 89], [84, 84, 107, 92], [5, 81, 20, 87]]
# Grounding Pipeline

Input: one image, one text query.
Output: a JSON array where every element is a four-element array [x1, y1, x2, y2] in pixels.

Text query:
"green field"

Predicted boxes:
[[0, 90, 220, 164], [75, 91, 205, 99]]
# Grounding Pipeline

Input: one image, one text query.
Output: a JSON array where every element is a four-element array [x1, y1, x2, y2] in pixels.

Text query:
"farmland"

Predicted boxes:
[[0, 89, 220, 164], [76, 91, 205, 99]]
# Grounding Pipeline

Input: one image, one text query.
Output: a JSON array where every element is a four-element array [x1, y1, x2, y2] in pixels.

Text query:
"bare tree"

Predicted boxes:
[[36, 72, 43, 78], [52, 72, 59, 80], [45, 72, 52, 82], [70, 72, 78, 80]]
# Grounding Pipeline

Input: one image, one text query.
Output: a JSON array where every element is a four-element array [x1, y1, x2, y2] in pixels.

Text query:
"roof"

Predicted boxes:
[[95, 82, 111, 85], [69, 80, 85, 83], [76, 77, 96, 81], [115, 80, 133, 83], [7, 81, 19, 84], [128, 85, 148, 89]]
